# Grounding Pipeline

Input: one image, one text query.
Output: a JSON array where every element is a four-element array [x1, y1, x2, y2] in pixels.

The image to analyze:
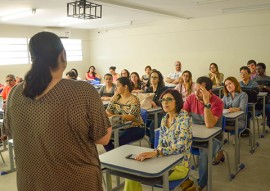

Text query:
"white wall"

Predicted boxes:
[[89, 11, 270, 82], [0, 24, 90, 83]]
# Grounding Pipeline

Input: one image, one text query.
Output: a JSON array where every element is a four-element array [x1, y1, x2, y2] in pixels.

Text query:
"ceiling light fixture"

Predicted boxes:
[[0, 9, 36, 21], [222, 4, 270, 14], [67, 0, 102, 20]]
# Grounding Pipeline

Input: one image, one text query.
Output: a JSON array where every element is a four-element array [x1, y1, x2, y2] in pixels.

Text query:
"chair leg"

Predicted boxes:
[[222, 150, 233, 181], [0, 152, 5, 164], [256, 117, 260, 138]]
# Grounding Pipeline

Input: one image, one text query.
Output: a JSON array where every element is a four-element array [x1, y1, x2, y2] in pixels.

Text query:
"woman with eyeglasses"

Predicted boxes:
[[213, 76, 248, 165], [145, 70, 167, 147], [121, 69, 130, 78], [175, 70, 195, 101], [124, 89, 192, 191], [99, 73, 116, 101], [104, 77, 145, 151], [208, 63, 224, 87]]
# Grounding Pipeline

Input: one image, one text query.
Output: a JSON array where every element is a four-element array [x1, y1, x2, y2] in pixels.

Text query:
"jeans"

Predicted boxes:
[[104, 127, 145, 151], [198, 138, 221, 188]]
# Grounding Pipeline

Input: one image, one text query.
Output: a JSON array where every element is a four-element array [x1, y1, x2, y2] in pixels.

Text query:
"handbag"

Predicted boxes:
[[132, 93, 154, 109]]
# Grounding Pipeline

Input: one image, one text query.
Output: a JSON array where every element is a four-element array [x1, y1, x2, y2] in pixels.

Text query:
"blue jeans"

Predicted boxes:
[[198, 138, 221, 188], [104, 127, 145, 151]]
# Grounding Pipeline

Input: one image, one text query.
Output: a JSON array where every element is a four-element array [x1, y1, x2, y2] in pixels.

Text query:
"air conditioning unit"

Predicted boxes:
[[43, 27, 71, 38]]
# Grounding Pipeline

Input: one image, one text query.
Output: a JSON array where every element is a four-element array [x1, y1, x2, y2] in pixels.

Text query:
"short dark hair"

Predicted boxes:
[[104, 73, 113, 79], [66, 70, 77, 80], [257, 62, 266, 70], [196, 76, 213, 91], [160, 89, 183, 113], [247, 60, 256, 66], [109, 66, 116, 71], [117, 77, 132, 92], [240, 66, 251, 74], [145, 65, 152, 71], [6, 74, 15, 80]]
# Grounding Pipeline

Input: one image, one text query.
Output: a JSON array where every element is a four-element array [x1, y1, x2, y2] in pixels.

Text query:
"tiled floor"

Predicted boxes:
[[1, 124, 270, 191]]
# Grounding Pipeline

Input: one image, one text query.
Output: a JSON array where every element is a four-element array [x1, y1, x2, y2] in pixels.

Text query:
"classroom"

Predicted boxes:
[[1, 1, 270, 191]]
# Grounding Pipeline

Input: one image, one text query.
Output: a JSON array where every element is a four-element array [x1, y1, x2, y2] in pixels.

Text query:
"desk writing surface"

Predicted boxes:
[[100, 145, 183, 177], [223, 111, 244, 119], [258, 92, 268, 97], [146, 107, 162, 113], [212, 86, 223, 90], [191, 124, 221, 139]]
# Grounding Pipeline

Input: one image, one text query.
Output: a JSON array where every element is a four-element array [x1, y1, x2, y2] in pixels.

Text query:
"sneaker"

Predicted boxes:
[[180, 179, 194, 191]]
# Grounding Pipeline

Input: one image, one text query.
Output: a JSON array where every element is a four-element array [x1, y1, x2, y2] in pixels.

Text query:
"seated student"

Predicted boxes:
[[141, 65, 152, 86], [2, 74, 16, 110], [66, 70, 77, 80], [99, 73, 116, 101], [239, 66, 259, 89], [109, 66, 120, 83], [183, 76, 224, 191], [165, 61, 182, 85], [208, 63, 224, 87], [121, 69, 130, 78], [247, 59, 257, 80], [253, 62, 270, 128], [213, 77, 248, 165], [130, 72, 144, 93], [124, 89, 192, 191], [145, 70, 167, 147], [175, 70, 195, 101], [71, 68, 79, 79], [85, 66, 101, 81], [104, 77, 145, 151]]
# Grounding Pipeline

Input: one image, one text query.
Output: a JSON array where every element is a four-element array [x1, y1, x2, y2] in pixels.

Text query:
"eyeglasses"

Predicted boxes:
[[159, 97, 175, 103], [151, 76, 158, 79], [5, 79, 14, 82]]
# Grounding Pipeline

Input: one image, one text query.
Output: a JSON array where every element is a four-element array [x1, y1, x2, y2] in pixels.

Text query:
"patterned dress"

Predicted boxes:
[[4, 79, 111, 191]]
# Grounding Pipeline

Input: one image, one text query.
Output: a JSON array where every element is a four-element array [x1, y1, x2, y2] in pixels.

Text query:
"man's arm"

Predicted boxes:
[[165, 77, 173, 83], [204, 107, 219, 128]]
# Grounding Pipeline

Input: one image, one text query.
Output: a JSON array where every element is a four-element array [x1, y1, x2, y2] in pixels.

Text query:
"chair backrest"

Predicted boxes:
[[241, 87, 259, 103], [256, 80, 270, 86], [154, 128, 160, 149], [140, 109, 148, 125]]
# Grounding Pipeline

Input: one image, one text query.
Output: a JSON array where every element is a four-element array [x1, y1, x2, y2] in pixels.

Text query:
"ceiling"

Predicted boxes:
[[1, 0, 270, 30]]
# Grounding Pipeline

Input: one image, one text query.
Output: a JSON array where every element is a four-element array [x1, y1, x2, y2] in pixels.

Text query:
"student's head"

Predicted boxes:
[[104, 73, 113, 85], [5, 74, 16, 87], [159, 89, 183, 114], [23, 32, 65, 99], [247, 60, 256, 74], [175, 61, 182, 72], [223, 77, 241, 96], [150, 70, 164, 87], [121, 69, 130, 78], [180, 70, 192, 84], [15, 76, 23, 83], [87, 66, 96, 73], [109, 66, 116, 74], [71, 68, 78, 78], [116, 77, 132, 94], [240, 66, 251, 81], [130, 72, 140, 83], [195, 76, 213, 101], [66, 70, 77, 80], [256, 62, 266, 76], [145, 65, 152, 75], [209, 63, 219, 73]]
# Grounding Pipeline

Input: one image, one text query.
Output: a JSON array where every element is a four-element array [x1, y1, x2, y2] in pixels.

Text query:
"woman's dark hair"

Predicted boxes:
[[145, 65, 152, 71], [66, 70, 77, 80], [109, 66, 116, 71], [23, 32, 64, 99], [160, 89, 183, 113], [87, 66, 96, 77], [121, 69, 130, 78], [147, 70, 165, 88], [130, 72, 142, 90], [71, 68, 78, 77], [117, 77, 132, 92]]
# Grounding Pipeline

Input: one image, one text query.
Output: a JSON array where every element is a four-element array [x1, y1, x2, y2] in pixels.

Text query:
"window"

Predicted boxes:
[[0, 38, 29, 65], [61, 39, 82, 61]]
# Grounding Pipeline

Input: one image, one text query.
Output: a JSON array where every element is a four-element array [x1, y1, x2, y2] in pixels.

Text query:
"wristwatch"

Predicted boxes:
[[204, 103, 211, 109]]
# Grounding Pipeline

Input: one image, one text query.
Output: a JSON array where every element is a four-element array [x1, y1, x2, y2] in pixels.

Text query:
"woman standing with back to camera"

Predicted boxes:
[[4, 32, 112, 191]]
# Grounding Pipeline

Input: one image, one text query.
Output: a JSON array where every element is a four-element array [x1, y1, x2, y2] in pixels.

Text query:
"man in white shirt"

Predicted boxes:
[[165, 61, 182, 84]]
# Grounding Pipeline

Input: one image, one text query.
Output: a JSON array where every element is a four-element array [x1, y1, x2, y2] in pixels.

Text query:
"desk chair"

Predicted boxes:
[[191, 117, 233, 180]]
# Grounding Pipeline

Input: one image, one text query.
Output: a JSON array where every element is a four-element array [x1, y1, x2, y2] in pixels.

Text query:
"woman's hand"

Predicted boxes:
[[135, 151, 157, 161], [227, 107, 240, 113], [151, 101, 158, 108]]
